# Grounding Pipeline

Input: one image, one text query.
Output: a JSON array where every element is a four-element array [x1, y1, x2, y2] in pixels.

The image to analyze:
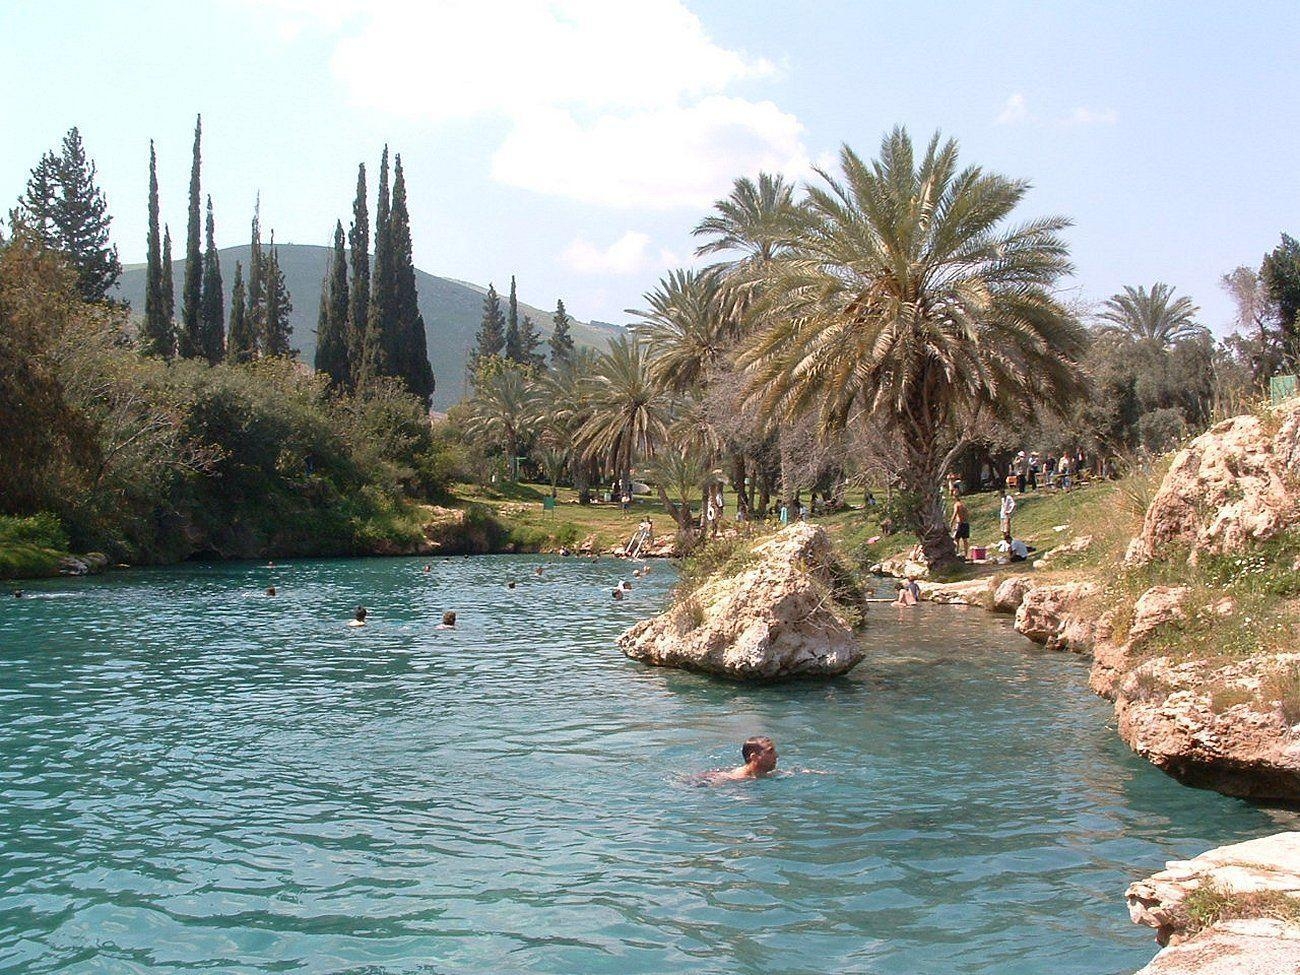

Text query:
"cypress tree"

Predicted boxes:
[[518, 313, 545, 369], [315, 220, 351, 387], [246, 201, 265, 356], [504, 274, 522, 362], [549, 298, 575, 365], [17, 127, 121, 302], [140, 140, 171, 357], [388, 154, 434, 404], [161, 225, 175, 331], [347, 162, 370, 387], [263, 232, 294, 357], [474, 283, 506, 366], [199, 195, 224, 364], [227, 261, 255, 363], [180, 114, 203, 357], [362, 146, 394, 385]]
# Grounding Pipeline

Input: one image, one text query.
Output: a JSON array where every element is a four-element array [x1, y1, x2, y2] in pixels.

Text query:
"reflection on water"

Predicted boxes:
[[0, 557, 1273, 974]]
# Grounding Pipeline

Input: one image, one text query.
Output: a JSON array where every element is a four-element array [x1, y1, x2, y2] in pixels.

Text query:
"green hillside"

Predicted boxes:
[[115, 244, 621, 411]]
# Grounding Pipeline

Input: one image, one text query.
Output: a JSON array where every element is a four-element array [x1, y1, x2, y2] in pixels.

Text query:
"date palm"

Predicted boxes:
[[1098, 283, 1206, 348], [464, 365, 542, 481], [741, 127, 1086, 568], [632, 268, 732, 393], [574, 335, 672, 495]]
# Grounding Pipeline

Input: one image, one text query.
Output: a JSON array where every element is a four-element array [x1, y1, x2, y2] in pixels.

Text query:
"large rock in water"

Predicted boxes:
[[1126, 833, 1300, 973], [1127, 406, 1300, 566], [617, 523, 864, 681]]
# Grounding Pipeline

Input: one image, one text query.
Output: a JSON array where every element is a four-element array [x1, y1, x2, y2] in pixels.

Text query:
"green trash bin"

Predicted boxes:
[[542, 496, 556, 512]]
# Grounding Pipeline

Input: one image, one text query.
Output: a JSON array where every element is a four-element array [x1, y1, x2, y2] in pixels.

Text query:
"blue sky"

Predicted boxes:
[[2, 0, 1296, 331]]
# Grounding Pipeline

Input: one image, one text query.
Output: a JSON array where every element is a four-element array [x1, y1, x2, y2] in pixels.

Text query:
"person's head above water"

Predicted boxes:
[[441, 610, 456, 627], [741, 735, 778, 775], [266, 586, 276, 596], [355, 605, 367, 622]]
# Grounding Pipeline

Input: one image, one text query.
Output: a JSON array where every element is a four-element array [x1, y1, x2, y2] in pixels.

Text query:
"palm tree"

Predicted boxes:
[[644, 447, 711, 545], [539, 348, 599, 501], [464, 365, 542, 481], [574, 335, 672, 496], [1098, 283, 1206, 347], [741, 128, 1086, 568], [631, 268, 732, 393]]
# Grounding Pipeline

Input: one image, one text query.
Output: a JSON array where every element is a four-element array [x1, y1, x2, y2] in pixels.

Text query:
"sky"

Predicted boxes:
[[2, 0, 1297, 332]]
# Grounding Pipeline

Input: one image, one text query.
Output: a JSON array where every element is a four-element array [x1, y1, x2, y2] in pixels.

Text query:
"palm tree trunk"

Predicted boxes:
[[729, 452, 749, 515], [778, 425, 794, 513]]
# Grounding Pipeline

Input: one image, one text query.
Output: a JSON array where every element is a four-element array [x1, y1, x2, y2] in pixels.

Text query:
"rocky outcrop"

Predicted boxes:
[[1128, 586, 1192, 648], [617, 523, 864, 681], [1013, 582, 1098, 651], [991, 575, 1035, 614], [1113, 654, 1300, 801], [1127, 408, 1300, 567], [57, 552, 109, 576], [918, 578, 990, 606], [1126, 833, 1300, 973]]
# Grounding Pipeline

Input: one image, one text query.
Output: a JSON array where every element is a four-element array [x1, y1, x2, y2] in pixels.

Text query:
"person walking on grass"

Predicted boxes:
[[999, 490, 1016, 536], [950, 491, 971, 561]]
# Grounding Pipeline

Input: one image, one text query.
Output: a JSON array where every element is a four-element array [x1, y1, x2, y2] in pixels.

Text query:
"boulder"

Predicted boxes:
[[1128, 406, 1300, 567], [1013, 582, 1098, 651], [1115, 654, 1300, 801], [617, 523, 864, 681], [1035, 534, 1093, 568], [1128, 586, 1192, 648], [1126, 832, 1300, 973], [919, 578, 990, 606], [991, 575, 1034, 613]]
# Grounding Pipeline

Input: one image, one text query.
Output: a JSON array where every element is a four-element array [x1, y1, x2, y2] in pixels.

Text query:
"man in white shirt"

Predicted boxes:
[[998, 532, 1031, 562], [999, 491, 1016, 534]]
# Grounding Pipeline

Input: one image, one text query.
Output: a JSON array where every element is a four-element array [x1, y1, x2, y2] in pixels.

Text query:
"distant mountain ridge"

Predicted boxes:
[[115, 243, 621, 410]]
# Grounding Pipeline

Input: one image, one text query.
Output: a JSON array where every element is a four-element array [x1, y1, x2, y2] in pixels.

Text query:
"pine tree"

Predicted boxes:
[[140, 140, 172, 357], [17, 127, 121, 302], [179, 114, 203, 358], [504, 274, 522, 362], [474, 283, 506, 366], [347, 162, 370, 387], [549, 297, 575, 365], [199, 195, 224, 364], [518, 313, 545, 369], [263, 233, 294, 357], [246, 201, 265, 356], [362, 146, 394, 385], [315, 220, 351, 387], [161, 225, 175, 331], [388, 154, 434, 404], [227, 261, 255, 363]]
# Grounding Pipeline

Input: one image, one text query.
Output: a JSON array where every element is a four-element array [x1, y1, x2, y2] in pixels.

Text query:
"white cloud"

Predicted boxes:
[[1063, 106, 1118, 126], [493, 98, 810, 208], [996, 93, 1029, 125], [561, 232, 652, 274], [240, 0, 809, 208]]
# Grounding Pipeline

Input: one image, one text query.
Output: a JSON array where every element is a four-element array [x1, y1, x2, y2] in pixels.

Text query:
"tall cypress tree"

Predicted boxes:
[[263, 232, 294, 357], [362, 146, 394, 385], [161, 225, 175, 331], [388, 154, 434, 404], [227, 261, 255, 363], [504, 274, 522, 362], [246, 200, 265, 356], [518, 313, 545, 369], [140, 140, 171, 357], [474, 284, 506, 366], [17, 127, 121, 301], [549, 298, 575, 365], [199, 195, 224, 364], [180, 115, 203, 357], [315, 220, 351, 387], [347, 162, 370, 388]]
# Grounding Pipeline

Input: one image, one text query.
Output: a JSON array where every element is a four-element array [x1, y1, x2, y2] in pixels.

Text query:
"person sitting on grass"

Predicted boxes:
[[998, 532, 1033, 563]]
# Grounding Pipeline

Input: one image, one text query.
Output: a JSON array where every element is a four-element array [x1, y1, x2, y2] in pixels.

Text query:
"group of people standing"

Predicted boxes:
[[1010, 449, 1088, 493]]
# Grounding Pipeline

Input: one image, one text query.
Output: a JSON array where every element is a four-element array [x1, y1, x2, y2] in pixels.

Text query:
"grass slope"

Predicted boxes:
[[115, 244, 622, 411]]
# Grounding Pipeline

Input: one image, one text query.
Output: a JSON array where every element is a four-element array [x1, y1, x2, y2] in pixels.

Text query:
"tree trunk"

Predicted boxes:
[[575, 459, 592, 505], [778, 424, 794, 512], [729, 451, 749, 515]]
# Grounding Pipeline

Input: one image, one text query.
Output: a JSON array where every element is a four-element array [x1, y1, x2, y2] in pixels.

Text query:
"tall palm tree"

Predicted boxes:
[[631, 268, 732, 393], [539, 347, 599, 501], [741, 127, 1086, 568], [1098, 283, 1206, 347], [464, 365, 542, 481], [574, 335, 672, 496]]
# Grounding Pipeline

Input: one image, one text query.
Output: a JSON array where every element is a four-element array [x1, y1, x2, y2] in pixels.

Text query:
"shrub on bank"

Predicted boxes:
[[0, 513, 70, 578]]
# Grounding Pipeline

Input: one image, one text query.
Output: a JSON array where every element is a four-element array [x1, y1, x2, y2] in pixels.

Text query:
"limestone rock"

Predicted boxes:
[[1115, 655, 1300, 801], [1036, 534, 1093, 568], [919, 578, 991, 606], [617, 523, 864, 681], [1013, 582, 1098, 651], [991, 575, 1035, 614], [1128, 407, 1300, 567], [1127, 833, 1300, 973], [1129, 586, 1192, 647]]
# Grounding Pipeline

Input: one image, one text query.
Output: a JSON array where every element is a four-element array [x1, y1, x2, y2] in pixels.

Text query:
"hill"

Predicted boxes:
[[115, 244, 621, 410]]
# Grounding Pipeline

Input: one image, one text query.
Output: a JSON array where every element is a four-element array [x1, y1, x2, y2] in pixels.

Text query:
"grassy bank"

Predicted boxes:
[[0, 513, 72, 579]]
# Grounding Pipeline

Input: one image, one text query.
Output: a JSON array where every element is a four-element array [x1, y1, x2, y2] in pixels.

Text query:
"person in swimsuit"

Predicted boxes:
[[950, 492, 971, 560], [701, 736, 779, 783]]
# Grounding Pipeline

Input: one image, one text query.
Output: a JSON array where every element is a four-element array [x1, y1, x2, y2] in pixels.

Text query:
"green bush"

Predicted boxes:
[[0, 512, 70, 578]]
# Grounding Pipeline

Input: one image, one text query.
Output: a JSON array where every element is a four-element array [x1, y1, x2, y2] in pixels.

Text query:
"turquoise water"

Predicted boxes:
[[0, 556, 1275, 975]]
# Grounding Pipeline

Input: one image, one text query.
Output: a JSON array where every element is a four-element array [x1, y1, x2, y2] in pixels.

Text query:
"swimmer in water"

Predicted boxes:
[[534, 566, 544, 576], [422, 564, 431, 573], [266, 586, 277, 597], [437, 611, 456, 629], [611, 587, 624, 600], [12, 589, 23, 598], [618, 580, 631, 592], [507, 580, 517, 590], [700, 736, 778, 783], [348, 606, 368, 628]]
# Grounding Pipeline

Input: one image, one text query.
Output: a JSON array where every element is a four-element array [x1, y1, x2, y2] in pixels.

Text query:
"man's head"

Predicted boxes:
[[1003, 531, 1013, 542], [742, 736, 777, 774]]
